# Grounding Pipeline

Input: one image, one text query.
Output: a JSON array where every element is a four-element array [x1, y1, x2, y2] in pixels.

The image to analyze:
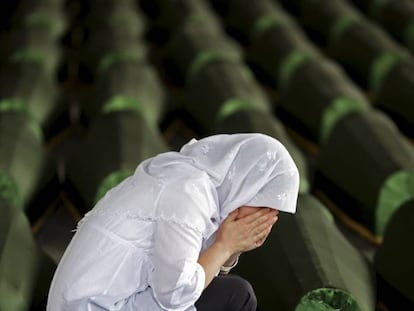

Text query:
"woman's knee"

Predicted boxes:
[[226, 275, 257, 311]]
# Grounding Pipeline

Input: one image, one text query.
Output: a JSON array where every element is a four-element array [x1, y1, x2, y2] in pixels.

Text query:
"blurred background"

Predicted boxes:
[[0, 0, 413, 310]]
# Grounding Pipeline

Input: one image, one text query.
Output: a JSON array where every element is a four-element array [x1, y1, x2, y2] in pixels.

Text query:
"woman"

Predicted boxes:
[[47, 133, 300, 310]]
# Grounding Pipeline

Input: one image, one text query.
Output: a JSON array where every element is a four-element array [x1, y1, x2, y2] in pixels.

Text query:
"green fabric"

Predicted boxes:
[[295, 288, 361, 311], [24, 13, 61, 38], [102, 96, 143, 115], [369, 52, 406, 95], [187, 50, 239, 81], [278, 51, 312, 90], [376, 171, 414, 236], [250, 14, 286, 38], [11, 49, 47, 65], [0, 172, 21, 208], [329, 15, 360, 46], [216, 99, 257, 122], [321, 97, 368, 142], [0, 98, 43, 141], [94, 170, 134, 203], [403, 21, 414, 51], [99, 50, 145, 72]]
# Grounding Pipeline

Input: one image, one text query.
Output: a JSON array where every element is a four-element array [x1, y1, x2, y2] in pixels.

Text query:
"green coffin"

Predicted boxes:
[[84, 0, 145, 39], [186, 60, 271, 134], [222, 0, 290, 39], [279, 57, 369, 142], [80, 6, 147, 75], [279, 0, 362, 46], [214, 109, 310, 193], [0, 21, 61, 76], [374, 199, 414, 309], [374, 59, 414, 135], [8, 0, 66, 41], [66, 111, 169, 210], [233, 194, 375, 311], [0, 112, 52, 211], [165, 18, 243, 83], [0, 62, 59, 130], [222, 0, 320, 87], [0, 198, 56, 311], [317, 110, 414, 237], [151, 0, 221, 33], [84, 60, 165, 126], [349, 0, 414, 52], [328, 18, 408, 89]]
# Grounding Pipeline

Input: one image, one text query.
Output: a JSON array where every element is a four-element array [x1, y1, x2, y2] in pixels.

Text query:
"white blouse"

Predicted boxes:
[[47, 133, 299, 311]]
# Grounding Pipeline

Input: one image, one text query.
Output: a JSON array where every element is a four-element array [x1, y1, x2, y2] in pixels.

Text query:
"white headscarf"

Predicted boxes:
[[178, 133, 300, 218]]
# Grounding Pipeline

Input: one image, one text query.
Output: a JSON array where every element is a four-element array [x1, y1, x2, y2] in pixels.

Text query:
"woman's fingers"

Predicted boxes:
[[243, 208, 278, 226], [225, 209, 239, 222], [243, 208, 272, 225]]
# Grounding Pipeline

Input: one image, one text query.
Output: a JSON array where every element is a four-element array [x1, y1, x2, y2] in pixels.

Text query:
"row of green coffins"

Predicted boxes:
[[66, 0, 168, 208], [210, 0, 414, 248], [0, 0, 67, 138], [0, 0, 65, 72], [75, 0, 148, 81], [279, 0, 414, 136], [156, 0, 310, 192], [144, 1, 414, 308], [0, 198, 56, 311], [0, 0, 65, 219], [70, 0, 167, 126], [212, 0, 368, 143]]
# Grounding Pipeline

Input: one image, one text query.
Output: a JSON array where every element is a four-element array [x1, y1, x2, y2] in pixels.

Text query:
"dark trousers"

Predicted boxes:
[[195, 275, 257, 311]]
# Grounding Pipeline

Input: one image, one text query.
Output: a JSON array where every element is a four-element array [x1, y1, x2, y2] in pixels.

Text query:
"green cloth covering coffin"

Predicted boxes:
[[186, 60, 271, 134], [222, 0, 320, 87], [374, 59, 414, 135], [349, 0, 414, 53], [86, 0, 143, 21], [84, 0, 145, 41], [280, 0, 409, 89], [0, 111, 53, 213], [7, 0, 66, 42], [279, 57, 369, 142], [374, 199, 414, 309], [327, 18, 408, 89], [0, 61, 59, 130], [0, 198, 56, 311], [165, 17, 243, 83], [0, 17, 61, 76], [317, 110, 414, 237], [66, 111, 169, 210], [279, 0, 363, 46], [85, 59, 165, 126], [233, 194, 375, 311], [80, 4, 147, 75], [214, 109, 310, 193], [150, 0, 222, 33], [219, 0, 290, 40]]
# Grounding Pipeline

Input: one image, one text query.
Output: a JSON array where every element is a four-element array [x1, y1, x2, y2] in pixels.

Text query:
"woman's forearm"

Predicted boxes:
[[198, 241, 231, 288]]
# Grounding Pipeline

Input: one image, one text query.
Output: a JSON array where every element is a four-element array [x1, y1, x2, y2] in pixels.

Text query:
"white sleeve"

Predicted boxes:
[[151, 219, 205, 311]]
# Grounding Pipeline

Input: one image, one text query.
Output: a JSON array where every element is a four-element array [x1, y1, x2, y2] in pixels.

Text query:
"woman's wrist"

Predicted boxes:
[[220, 253, 241, 274], [223, 252, 241, 267]]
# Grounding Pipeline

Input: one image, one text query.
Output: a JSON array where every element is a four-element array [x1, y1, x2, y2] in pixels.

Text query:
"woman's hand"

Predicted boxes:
[[215, 208, 278, 256]]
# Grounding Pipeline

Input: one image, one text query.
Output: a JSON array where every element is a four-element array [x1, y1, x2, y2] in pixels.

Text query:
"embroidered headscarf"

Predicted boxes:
[[178, 133, 300, 218]]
